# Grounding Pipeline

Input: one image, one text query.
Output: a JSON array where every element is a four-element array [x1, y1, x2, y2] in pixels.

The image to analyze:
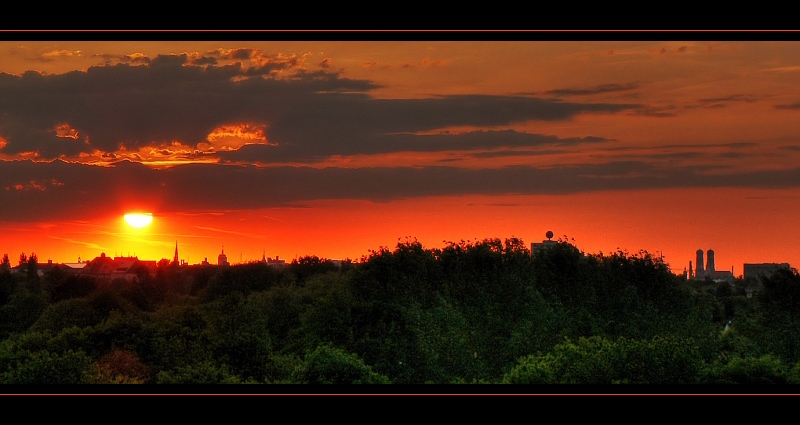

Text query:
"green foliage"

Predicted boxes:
[[349, 302, 421, 384], [700, 354, 791, 384], [46, 326, 99, 358], [500, 354, 557, 384], [0, 347, 92, 384], [502, 335, 704, 384], [201, 263, 282, 301], [507, 287, 571, 362], [29, 298, 99, 334], [205, 293, 273, 381], [155, 361, 244, 384], [503, 337, 607, 384], [0, 270, 19, 307], [0, 291, 49, 339], [87, 287, 138, 318], [30, 288, 139, 335], [751, 268, 800, 363], [136, 305, 215, 379], [296, 272, 355, 351], [293, 345, 390, 384], [46, 269, 97, 302], [288, 256, 340, 283], [91, 310, 148, 358], [352, 239, 443, 307], [254, 285, 306, 354], [405, 299, 484, 383], [715, 326, 761, 363], [262, 353, 303, 383]]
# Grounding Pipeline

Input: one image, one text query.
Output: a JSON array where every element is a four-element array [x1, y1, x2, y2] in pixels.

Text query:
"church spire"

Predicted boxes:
[[173, 240, 179, 265]]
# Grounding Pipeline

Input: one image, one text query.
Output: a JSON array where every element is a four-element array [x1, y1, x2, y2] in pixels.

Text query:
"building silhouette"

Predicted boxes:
[[78, 252, 157, 282], [260, 251, 286, 268], [743, 263, 791, 281], [695, 249, 705, 279], [218, 247, 229, 266], [690, 248, 733, 282], [531, 230, 558, 253]]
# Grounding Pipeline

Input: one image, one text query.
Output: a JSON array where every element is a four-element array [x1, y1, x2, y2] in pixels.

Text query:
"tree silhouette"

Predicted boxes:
[[26, 253, 39, 281], [1, 254, 9, 272]]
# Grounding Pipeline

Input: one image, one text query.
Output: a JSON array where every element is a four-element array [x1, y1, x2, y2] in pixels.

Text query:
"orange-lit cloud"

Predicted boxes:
[[208, 48, 308, 74], [42, 49, 82, 58], [55, 123, 80, 139], [121, 52, 150, 64], [4, 179, 61, 192], [199, 123, 272, 152]]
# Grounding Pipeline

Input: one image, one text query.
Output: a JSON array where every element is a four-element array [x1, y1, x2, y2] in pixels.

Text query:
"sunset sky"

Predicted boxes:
[[2, 34, 800, 276]]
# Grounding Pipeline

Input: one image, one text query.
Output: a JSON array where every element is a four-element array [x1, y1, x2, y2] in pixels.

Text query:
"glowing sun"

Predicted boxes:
[[124, 212, 153, 228]]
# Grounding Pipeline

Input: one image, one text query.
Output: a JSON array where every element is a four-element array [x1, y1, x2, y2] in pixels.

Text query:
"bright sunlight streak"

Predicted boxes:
[[124, 212, 153, 228]]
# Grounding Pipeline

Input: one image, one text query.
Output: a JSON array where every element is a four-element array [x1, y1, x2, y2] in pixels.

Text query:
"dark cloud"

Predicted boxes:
[[596, 151, 704, 161], [716, 151, 747, 158], [5, 159, 800, 223], [696, 95, 757, 108], [468, 149, 570, 159], [650, 142, 757, 150], [538, 83, 640, 97], [0, 59, 639, 162], [255, 95, 636, 162], [775, 102, 800, 110], [0, 58, 376, 156], [189, 56, 218, 66], [627, 106, 678, 117], [217, 131, 613, 163]]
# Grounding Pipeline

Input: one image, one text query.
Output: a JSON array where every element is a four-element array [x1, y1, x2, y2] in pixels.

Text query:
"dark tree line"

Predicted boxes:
[[0, 238, 799, 385]]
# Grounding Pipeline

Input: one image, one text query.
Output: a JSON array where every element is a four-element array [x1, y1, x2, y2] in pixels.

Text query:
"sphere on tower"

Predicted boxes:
[[546, 230, 554, 240]]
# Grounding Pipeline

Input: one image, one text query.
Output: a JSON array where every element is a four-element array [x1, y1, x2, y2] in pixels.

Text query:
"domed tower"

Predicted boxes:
[[218, 246, 229, 266], [695, 249, 704, 279], [706, 249, 715, 273]]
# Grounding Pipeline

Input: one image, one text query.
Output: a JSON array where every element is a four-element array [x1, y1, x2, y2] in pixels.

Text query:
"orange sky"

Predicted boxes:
[[1, 35, 800, 275]]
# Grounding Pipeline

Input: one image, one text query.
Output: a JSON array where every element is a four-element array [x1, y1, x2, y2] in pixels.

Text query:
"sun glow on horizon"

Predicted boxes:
[[124, 212, 153, 228]]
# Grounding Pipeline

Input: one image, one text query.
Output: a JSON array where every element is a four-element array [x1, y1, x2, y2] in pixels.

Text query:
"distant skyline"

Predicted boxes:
[[2, 35, 800, 274]]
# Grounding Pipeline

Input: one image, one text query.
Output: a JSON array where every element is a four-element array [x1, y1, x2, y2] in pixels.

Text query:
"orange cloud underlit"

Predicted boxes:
[[200, 123, 272, 152], [55, 123, 79, 139]]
